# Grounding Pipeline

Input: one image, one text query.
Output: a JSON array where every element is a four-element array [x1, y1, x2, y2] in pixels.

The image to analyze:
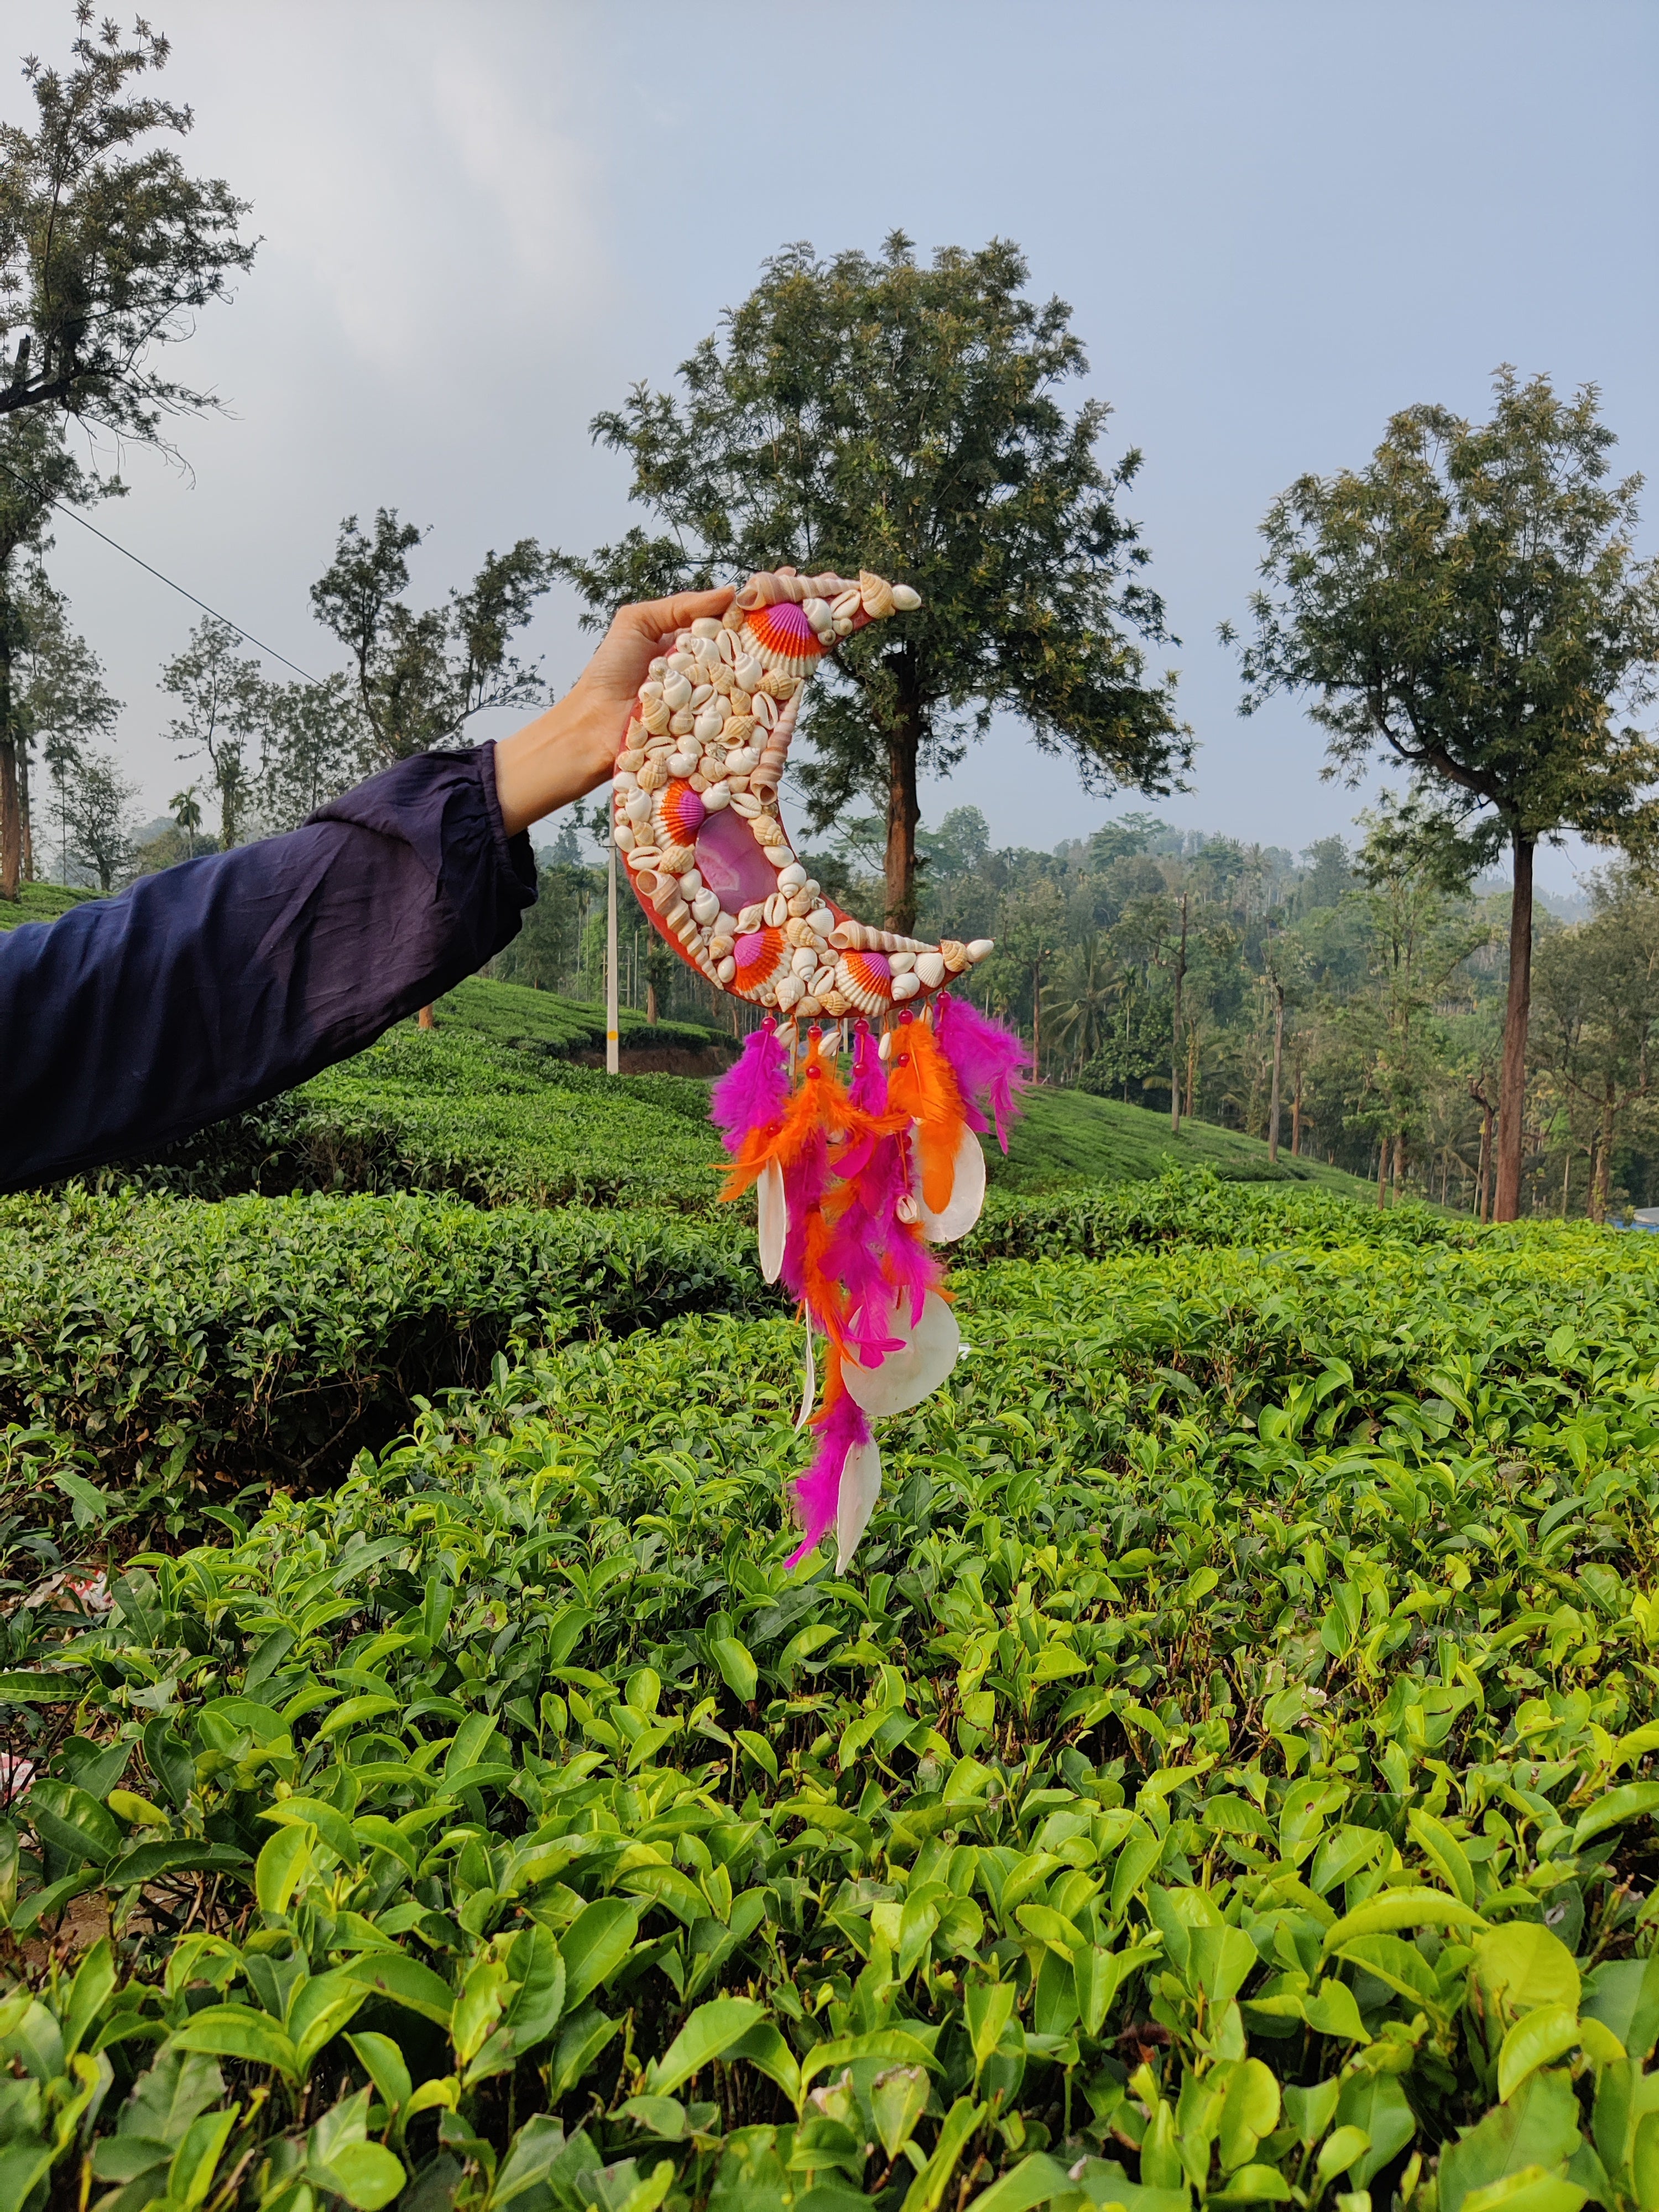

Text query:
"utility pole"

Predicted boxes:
[[606, 831, 620, 1076]]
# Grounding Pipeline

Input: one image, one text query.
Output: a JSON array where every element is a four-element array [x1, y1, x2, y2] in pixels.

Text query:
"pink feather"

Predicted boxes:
[[786, 1392, 872, 1568], [935, 994, 1032, 1153], [710, 1022, 790, 1154]]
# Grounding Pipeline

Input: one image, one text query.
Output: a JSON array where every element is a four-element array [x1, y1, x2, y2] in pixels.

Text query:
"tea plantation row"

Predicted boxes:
[[6, 1171, 1659, 2212]]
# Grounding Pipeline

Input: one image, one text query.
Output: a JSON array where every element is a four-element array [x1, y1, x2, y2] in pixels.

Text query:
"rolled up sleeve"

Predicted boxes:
[[0, 742, 536, 1191]]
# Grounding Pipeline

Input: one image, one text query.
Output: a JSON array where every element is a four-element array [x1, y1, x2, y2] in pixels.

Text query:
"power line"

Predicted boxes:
[[0, 455, 321, 683]]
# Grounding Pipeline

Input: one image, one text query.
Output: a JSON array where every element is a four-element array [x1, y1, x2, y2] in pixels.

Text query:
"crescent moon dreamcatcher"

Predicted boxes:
[[612, 567, 1031, 1572]]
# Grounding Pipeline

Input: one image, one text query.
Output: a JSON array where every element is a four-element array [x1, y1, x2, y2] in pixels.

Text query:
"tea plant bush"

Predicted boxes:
[[89, 1032, 727, 1213], [8, 1208, 1659, 2212], [0, 1190, 761, 1494]]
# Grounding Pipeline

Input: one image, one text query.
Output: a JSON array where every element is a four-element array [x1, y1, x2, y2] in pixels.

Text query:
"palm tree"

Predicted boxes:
[[170, 785, 203, 861], [1051, 939, 1123, 1079]]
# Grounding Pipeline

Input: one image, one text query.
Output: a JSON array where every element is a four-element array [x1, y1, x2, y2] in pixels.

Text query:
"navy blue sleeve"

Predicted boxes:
[[0, 742, 536, 1191]]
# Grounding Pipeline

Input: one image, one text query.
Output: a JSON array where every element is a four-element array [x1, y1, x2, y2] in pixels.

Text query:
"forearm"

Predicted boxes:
[[0, 744, 534, 1191]]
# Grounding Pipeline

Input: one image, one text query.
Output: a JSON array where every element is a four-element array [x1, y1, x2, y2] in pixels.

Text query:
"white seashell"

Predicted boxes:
[[708, 934, 733, 961], [776, 863, 807, 891], [666, 751, 699, 778], [667, 650, 694, 672], [662, 674, 692, 711], [775, 974, 805, 1009], [966, 939, 993, 964], [702, 781, 731, 811], [691, 890, 720, 925], [802, 596, 832, 629], [669, 708, 695, 738], [826, 919, 932, 954], [715, 911, 738, 937], [693, 706, 725, 744], [648, 657, 668, 676], [785, 916, 816, 946], [614, 825, 635, 852], [656, 845, 697, 877], [727, 773, 751, 794], [896, 1191, 920, 1224], [734, 654, 764, 691], [731, 791, 763, 818], [764, 892, 789, 927], [753, 815, 787, 847], [718, 628, 737, 663], [643, 700, 672, 736], [891, 971, 921, 1000], [738, 904, 765, 933], [859, 571, 898, 620], [786, 892, 813, 919], [940, 939, 970, 974], [821, 989, 851, 1017], [832, 616, 855, 638], [831, 587, 863, 618], [811, 966, 837, 997], [751, 692, 777, 731], [637, 759, 669, 792], [626, 844, 660, 870], [805, 907, 836, 938], [688, 683, 711, 709], [878, 1030, 893, 1061], [888, 951, 916, 974], [691, 617, 723, 640], [915, 951, 945, 989], [791, 946, 818, 976], [725, 747, 760, 774], [796, 995, 822, 1019], [891, 583, 921, 612], [625, 791, 653, 823], [679, 867, 703, 895], [717, 956, 737, 984]]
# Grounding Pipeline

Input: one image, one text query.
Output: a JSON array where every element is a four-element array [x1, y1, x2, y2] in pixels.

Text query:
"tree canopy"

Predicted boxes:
[[554, 232, 1190, 930], [1231, 368, 1659, 1217], [0, 4, 253, 441]]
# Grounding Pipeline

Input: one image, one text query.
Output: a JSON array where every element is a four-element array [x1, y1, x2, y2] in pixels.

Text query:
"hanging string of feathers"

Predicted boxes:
[[712, 998, 1030, 1572]]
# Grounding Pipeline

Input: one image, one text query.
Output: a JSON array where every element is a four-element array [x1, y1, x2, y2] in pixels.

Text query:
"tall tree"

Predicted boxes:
[[62, 745, 135, 890], [160, 617, 263, 848], [13, 561, 119, 880], [0, 410, 107, 894], [310, 510, 554, 765], [1233, 370, 1659, 1218], [0, 6, 252, 893], [552, 233, 1190, 931], [0, 6, 253, 437], [1532, 873, 1659, 1222]]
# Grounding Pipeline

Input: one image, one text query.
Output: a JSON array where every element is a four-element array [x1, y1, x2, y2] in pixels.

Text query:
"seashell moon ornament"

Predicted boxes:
[[613, 566, 1030, 1575]]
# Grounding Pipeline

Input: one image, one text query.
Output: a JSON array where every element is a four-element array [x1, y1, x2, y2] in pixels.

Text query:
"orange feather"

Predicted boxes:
[[886, 1015, 969, 1214]]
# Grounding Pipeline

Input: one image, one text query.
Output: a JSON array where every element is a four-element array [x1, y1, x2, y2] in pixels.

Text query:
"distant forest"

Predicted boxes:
[[495, 803, 1654, 1221]]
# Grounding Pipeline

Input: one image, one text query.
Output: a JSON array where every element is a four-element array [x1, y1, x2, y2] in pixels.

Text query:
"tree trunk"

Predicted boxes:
[[646, 980, 659, 1027], [1473, 1089, 1494, 1223], [883, 659, 923, 933], [1267, 985, 1285, 1164], [1291, 1061, 1303, 1157], [1494, 831, 1535, 1222], [17, 736, 32, 884], [1376, 1141, 1387, 1212], [0, 622, 16, 902], [416, 1004, 435, 1030], [1391, 1131, 1404, 1204], [1170, 894, 1188, 1135], [1592, 1080, 1616, 1224], [1031, 953, 1043, 1081], [1186, 1024, 1199, 1121]]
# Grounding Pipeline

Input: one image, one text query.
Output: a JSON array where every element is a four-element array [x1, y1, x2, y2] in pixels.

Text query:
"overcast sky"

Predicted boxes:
[[12, 0, 1658, 890]]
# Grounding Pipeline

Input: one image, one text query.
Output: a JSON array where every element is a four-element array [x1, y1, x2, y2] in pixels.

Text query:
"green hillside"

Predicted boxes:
[[989, 1082, 1379, 1199]]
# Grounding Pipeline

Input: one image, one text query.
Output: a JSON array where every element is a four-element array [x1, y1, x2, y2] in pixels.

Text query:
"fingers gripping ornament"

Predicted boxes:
[[613, 567, 1031, 1572]]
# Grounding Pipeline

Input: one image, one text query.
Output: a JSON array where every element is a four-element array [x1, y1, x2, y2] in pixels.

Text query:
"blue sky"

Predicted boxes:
[[12, 0, 1657, 891]]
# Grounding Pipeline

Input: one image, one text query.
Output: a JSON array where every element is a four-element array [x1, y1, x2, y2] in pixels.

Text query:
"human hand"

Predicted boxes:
[[494, 585, 735, 837]]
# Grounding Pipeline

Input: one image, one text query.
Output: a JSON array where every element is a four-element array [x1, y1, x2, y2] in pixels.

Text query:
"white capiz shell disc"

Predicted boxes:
[[915, 1124, 987, 1244], [836, 1439, 883, 1573], [842, 1290, 961, 1417], [758, 1160, 787, 1284]]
